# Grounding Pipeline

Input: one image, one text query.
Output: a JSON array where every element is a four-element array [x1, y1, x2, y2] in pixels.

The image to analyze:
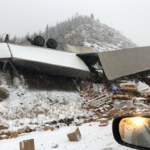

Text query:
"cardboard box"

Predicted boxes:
[[0, 125, 8, 130], [102, 114, 108, 118], [3, 125, 8, 130], [10, 132, 18, 138], [110, 109, 118, 115], [0, 131, 3, 135], [113, 95, 129, 100], [128, 110, 134, 115], [123, 106, 129, 111], [92, 118, 97, 121], [50, 127, 55, 131], [19, 139, 35, 150], [114, 113, 120, 117], [124, 111, 130, 114], [18, 129, 25, 134], [2, 131, 10, 136], [97, 114, 102, 118], [44, 126, 54, 131], [31, 128, 36, 132], [80, 94, 83, 97], [76, 123, 82, 126], [121, 85, 138, 92], [108, 116, 113, 120], [84, 119, 90, 123], [121, 112, 127, 116], [0, 135, 8, 140], [25, 126, 30, 132], [0, 125, 3, 130], [67, 128, 81, 141], [100, 118, 108, 124], [44, 126, 50, 131]]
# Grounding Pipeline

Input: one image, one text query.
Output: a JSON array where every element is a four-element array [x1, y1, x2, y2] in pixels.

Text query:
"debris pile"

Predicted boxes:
[[80, 79, 150, 126], [79, 80, 110, 100]]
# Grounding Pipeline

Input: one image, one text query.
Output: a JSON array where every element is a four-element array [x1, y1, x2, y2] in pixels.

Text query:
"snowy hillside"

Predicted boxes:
[[65, 23, 136, 52], [0, 66, 94, 128], [9, 14, 137, 52]]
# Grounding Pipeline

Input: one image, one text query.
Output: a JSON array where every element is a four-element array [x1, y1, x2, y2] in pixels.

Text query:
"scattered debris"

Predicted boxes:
[[79, 78, 150, 127]]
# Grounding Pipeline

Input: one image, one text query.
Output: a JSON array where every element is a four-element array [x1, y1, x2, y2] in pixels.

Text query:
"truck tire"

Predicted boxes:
[[46, 39, 57, 49], [34, 36, 45, 47]]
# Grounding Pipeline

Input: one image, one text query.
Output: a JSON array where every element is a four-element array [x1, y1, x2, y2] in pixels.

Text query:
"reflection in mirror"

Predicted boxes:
[[119, 117, 150, 148]]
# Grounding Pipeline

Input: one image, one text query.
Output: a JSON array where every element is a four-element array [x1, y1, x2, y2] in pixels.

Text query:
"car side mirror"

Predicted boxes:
[[112, 116, 150, 150]]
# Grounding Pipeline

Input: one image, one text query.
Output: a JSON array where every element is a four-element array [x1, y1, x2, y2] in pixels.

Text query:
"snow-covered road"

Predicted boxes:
[[0, 121, 133, 150]]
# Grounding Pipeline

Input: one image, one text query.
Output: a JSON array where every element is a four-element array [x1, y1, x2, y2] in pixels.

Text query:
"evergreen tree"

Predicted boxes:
[[91, 14, 94, 20], [12, 36, 17, 42], [0, 37, 3, 43], [45, 24, 49, 41], [39, 30, 42, 36]]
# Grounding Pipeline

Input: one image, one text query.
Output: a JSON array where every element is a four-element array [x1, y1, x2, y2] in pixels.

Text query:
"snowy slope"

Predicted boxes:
[[0, 121, 133, 150], [11, 15, 137, 52], [65, 24, 137, 52], [0, 68, 94, 128]]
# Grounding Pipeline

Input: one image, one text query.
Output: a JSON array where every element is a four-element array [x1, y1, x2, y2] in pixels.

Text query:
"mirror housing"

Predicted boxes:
[[113, 115, 150, 150]]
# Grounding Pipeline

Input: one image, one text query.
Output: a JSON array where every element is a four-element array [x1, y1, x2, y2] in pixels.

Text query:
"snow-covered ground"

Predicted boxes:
[[0, 69, 95, 128], [0, 66, 134, 150], [0, 121, 132, 150]]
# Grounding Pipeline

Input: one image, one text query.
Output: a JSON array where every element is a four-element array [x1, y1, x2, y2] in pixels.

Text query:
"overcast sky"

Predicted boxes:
[[0, 0, 150, 46]]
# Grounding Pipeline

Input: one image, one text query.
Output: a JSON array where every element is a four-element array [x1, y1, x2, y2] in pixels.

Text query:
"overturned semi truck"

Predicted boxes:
[[1, 35, 150, 80]]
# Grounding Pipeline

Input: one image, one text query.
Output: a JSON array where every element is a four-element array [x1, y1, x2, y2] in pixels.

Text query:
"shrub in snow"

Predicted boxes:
[[52, 144, 58, 148], [0, 87, 9, 101]]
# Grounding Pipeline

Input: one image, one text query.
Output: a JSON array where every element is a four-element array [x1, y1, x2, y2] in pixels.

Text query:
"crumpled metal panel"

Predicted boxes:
[[98, 46, 150, 80]]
